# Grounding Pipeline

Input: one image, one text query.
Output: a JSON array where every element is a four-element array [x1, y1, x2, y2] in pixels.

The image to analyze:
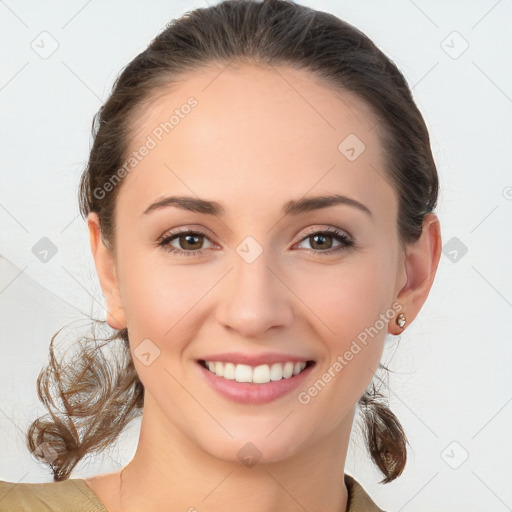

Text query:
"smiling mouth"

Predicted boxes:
[[198, 359, 315, 384]]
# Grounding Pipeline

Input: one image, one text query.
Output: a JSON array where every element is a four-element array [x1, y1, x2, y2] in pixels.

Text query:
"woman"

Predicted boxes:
[[0, 0, 441, 510]]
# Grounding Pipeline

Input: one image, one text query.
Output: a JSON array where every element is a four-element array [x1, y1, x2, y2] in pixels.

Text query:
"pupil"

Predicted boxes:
[[184, 234, 200, 249], [312, 234, 331, 250]]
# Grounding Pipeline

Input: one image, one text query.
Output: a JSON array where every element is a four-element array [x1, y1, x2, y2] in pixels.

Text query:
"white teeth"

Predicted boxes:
[[293, 362, 302, 376], [223, 362, 235, 380], [203, 360, 308, 383], [270, 363, 283, 381], [283, 362, 294, 378], [235, 364, 253, 383], [253, 364, 270, 384]]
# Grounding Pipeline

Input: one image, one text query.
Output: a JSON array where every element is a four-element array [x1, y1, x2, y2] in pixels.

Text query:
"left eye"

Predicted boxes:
[[296, 230, 353, 252]]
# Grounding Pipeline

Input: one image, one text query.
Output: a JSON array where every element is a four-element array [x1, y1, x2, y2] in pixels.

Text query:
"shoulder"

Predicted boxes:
[[344, 473, 388, 512], [1, 474, 387, 512], [0, 478, 108, 512]]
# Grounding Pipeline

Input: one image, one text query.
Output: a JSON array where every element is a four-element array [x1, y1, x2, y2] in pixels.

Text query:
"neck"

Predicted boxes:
[[117, 395, 354, 512]]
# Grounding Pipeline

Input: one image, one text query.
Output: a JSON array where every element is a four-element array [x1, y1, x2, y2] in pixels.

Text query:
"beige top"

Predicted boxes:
[[0, 473, 386, 511]]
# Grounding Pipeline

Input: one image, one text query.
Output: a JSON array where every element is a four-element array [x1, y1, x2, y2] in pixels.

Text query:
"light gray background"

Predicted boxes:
[[1, 1, 511, 511]]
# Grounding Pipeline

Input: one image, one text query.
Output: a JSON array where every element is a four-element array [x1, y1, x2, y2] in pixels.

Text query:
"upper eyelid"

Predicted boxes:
[[158, 226, 214, 242], [299, 225, 352, 239]]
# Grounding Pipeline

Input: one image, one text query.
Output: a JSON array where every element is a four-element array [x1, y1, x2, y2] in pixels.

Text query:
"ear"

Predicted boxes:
[[87, 212, 126, 330], [390, 213, 442, 335]]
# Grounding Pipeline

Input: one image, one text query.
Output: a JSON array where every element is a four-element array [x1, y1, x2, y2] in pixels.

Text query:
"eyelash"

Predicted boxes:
[[156, 226, 355, 257]]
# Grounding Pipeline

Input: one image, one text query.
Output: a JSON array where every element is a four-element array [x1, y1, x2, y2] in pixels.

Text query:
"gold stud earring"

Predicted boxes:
[[395, 313, 406, 328]]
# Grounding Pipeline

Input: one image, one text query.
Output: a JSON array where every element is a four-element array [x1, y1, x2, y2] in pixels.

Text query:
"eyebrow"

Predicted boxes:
[[142, 193, 372, 218]]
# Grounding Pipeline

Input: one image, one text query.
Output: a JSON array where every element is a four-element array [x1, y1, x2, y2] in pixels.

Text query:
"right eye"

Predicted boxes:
[[157, 230, 215, 256]]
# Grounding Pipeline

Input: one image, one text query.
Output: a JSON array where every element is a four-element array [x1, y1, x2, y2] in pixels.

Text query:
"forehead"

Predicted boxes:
[[117, 62, 396, 223]]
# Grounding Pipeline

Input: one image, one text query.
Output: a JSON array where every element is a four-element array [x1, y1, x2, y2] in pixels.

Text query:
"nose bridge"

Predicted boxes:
[[217, 243, 292, 337]]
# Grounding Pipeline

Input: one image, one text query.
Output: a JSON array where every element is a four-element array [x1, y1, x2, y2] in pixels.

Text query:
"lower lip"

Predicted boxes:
[[197, 361, 315, 404]]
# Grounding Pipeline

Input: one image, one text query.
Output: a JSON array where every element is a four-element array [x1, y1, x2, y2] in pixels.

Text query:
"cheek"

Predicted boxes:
[[293, 253, 395, 403], [292, 254, 394, 342], [117, 253, 215, 341], [117, 258, 212, 394], [293, 260, 392, 423]]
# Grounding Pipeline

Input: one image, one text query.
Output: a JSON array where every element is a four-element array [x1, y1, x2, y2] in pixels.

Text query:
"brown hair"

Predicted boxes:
[[27, 0, 438, 484]]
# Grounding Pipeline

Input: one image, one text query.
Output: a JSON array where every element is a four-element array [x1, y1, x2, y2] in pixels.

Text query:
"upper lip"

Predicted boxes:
[[198, 352, 314, 367]]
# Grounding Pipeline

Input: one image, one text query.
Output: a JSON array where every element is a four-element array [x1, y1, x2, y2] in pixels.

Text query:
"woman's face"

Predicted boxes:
[[91, 63, 409, 464]]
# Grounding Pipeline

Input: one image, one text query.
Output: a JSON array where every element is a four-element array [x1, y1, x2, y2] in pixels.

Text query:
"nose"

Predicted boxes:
[[216, 248, 294, 339]]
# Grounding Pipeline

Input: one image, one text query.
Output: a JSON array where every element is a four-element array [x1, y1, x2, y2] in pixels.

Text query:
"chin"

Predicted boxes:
[[195, 423, 308, 467]]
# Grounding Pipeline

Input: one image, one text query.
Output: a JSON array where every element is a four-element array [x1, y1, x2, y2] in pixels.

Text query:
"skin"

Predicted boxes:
[[85, 62, 441, 512]]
